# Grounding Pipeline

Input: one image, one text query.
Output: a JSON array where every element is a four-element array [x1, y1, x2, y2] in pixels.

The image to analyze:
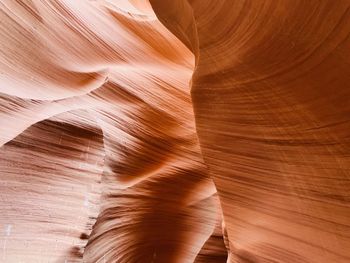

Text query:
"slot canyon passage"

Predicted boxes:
[[0, 0, 350, 262]]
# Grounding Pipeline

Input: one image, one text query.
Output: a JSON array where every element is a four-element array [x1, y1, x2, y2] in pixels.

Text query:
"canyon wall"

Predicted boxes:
[[1, 0, 349, 262]]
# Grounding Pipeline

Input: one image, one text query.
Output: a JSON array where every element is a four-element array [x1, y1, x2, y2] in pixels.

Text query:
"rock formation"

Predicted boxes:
[[0, 0, 349, 262]]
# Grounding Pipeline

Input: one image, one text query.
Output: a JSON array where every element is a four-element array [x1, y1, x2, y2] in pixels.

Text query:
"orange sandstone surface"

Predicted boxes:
[[0, 1, 349, 262]]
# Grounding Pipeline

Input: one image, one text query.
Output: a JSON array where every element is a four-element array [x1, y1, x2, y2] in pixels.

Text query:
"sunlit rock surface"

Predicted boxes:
[[1, 0, 349, 262]]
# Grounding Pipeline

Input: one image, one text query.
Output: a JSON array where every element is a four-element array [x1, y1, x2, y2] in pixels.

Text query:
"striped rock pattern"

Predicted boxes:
[[1, 0, 349, 262], [151, 0, 350, 262]]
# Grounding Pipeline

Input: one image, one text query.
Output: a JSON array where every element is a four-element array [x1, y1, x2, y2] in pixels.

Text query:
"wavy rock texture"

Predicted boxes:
[[151, 0, 350, 262], [0, 1, 220, 262], [1, 0, 349, 262]]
